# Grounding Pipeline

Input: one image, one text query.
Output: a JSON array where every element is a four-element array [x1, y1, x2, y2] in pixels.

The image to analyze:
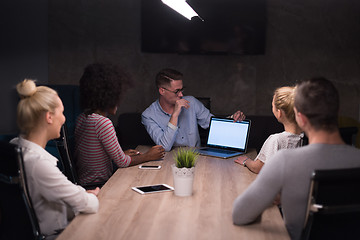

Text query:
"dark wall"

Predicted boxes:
[[0, 0, 48, 134], [47, 0, 360, 123], [1, 0, 359, 134]]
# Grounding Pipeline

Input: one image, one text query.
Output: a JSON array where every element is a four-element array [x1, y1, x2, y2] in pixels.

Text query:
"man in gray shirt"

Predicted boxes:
[[232, 78, 360, 240]]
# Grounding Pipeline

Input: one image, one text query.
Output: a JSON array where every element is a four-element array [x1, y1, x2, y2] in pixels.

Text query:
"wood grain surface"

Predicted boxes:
[[58, 146, 289, 240]]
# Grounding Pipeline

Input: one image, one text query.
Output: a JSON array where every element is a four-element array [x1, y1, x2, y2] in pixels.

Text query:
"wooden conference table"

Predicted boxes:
[[58, 146, 289, 240]]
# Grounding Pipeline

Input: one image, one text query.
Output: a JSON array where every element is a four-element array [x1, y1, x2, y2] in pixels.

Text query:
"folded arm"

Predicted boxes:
[[142, 115, 178, 152]]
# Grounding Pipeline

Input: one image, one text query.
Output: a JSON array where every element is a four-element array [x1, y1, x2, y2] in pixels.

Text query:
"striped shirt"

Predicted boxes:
[[75, 113, 131, 185]]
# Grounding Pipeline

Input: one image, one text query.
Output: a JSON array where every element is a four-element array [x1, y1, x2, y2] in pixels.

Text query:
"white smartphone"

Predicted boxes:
[[139, 165, 161, 169], [132, 184, 174, 194]]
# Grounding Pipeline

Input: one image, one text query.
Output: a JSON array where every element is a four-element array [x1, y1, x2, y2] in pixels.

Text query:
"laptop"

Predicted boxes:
[[197, 117, 251, 159]]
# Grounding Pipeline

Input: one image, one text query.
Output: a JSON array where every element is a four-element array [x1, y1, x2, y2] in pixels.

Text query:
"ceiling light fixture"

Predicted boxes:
[[161, 0, 204, 21]]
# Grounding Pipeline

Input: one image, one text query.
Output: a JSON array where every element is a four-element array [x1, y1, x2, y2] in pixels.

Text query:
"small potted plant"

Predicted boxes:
[[172, 148, 199, 196]]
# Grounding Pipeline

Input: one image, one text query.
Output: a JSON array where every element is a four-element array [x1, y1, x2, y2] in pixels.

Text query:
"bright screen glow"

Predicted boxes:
[[207, 118, 249, 149]]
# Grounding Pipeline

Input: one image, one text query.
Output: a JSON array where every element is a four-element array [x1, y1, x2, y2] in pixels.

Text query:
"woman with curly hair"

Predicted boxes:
[[75, 63, 164, 186], [235, 86, 303, 174]]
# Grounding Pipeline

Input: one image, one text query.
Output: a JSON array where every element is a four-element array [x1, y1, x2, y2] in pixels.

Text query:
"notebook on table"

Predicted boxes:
[[197, 117, 251, 159]]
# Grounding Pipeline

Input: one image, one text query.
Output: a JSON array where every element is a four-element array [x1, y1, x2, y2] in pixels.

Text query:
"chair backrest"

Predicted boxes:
[[196, 97, 211, 111], [302, 167, 360, 240], [196, 97, 211, 146], [0, 141, 45, 240], [339, 126, 358, 146], [46, 84, 81, 138], [54, 125, 105, 190], [246, 115, 284, 153], [54, 125, 79, 185], [116, 112, 155, 150]]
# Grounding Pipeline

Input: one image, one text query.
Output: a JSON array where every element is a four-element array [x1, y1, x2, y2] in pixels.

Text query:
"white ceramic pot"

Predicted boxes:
[[171, 164, 195, 197]]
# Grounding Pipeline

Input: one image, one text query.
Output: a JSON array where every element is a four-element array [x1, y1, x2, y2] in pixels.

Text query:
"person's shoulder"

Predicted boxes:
[[31, 155, 63, 180], [77, 112, 89, 119], [184, 96, 204, 109], [271, 131, 289, 138], [345, 145, 360, 158], [267, 132, 282, 139], [347, 145, 360, 152], [76, 112, 86, 123], [274, 144, 317, 161], [331, 143, 360, 154], [184, 95, 196, 100], [24, 145, 58, 170], [268, 131, 298, 144], [270, 145, 305, 160], [277, 131, 299, 142], [142, 99, 159, 116], [263, 132, 282, 144], [96, 114, 112, 125], [83, 113, 107, 121], [83, 113, 111, 130], [184, 96, 198, 104]]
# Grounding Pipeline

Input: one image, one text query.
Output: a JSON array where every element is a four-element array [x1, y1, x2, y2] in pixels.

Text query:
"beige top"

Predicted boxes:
[[256, 131, 302, 163]]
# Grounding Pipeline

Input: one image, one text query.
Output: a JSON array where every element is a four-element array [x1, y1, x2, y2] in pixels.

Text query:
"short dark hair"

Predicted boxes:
[[79, 63, 131, 113], [294, 77, 339, 131], [155, 68, 183, 88]]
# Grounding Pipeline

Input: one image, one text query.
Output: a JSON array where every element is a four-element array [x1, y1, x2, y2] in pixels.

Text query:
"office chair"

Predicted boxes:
[[54, 124, 105, 190], [195, 97, 211, 146], [0, 141, 45, 240], [54, 124, 78, 185], [116, 112, 155, 150], [339, 126, 358, 146], [246, 115, 284, 153], [302, 167, 360, 240]]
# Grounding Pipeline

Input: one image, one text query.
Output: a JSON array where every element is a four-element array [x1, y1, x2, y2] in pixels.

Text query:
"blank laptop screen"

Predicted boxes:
[[207, 118, 250, 150]]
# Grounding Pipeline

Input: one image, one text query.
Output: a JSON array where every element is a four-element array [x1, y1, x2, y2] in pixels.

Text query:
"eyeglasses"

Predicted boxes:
[[162, 87, 185, 95]]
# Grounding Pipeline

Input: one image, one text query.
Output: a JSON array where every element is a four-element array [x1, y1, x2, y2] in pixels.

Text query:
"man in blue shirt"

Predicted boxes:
[[142, 68, 245, 151]]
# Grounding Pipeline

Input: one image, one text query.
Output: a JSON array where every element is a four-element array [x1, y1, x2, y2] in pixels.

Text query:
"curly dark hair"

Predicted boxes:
[[79, 63, 131, 113]]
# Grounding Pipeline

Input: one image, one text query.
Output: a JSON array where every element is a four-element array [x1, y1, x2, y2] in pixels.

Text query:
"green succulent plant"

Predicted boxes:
[[174, 148, 199, 168]]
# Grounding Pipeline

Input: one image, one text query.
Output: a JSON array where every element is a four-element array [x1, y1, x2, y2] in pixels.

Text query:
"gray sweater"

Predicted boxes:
[[232, 143, 360, 240]]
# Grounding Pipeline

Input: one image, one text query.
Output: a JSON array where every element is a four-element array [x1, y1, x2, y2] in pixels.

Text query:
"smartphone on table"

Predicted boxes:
[[132, 184, 174, 194], [139, 165, 161, 169]]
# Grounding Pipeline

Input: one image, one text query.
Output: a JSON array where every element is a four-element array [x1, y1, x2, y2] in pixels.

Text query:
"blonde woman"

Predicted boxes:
[[10, 79, 99, 238], [235, 86, 303, 173]]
